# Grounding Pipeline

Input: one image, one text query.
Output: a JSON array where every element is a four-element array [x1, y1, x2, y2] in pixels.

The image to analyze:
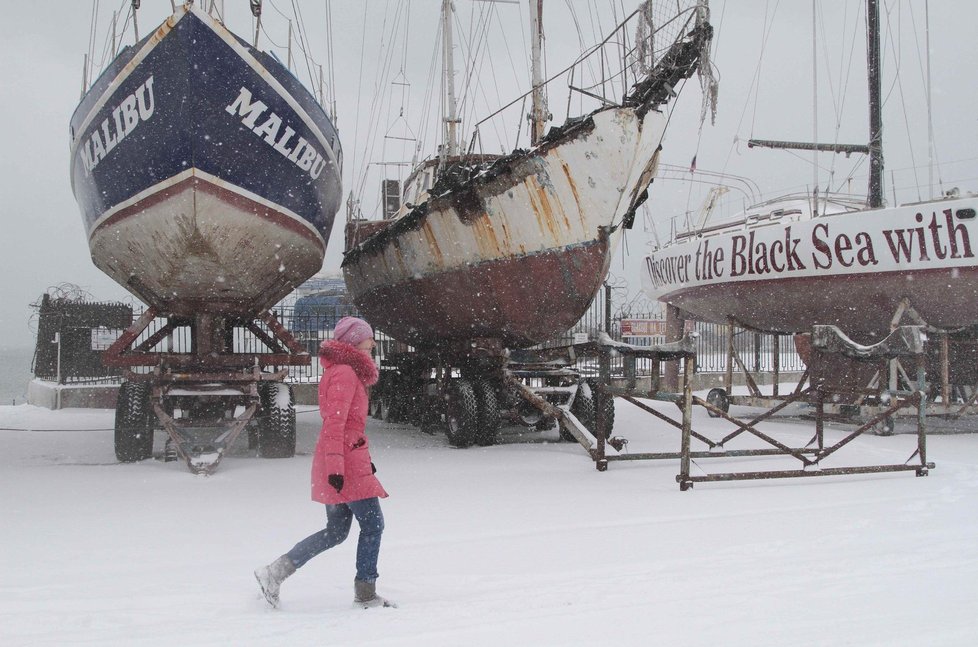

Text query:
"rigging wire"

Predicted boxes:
[[374, 3, 417, 188], [455, 2, 493, 143], [417, 17, 443, 164], [882, 0, 922, 202], [747, 0, 780, 143], [906, 0, 944, 197], [456, 2, 523, 153], [353, 1, 411, 212], [94, 0, 131, 75], [720, 0, 779, 181], [348, 0, 374, 209], [262, 0, 327, 97], [825, 1, 862, 189], [325, 0, 337, 121], [87, 0, 101, 87], [290, 0, 319, 103]]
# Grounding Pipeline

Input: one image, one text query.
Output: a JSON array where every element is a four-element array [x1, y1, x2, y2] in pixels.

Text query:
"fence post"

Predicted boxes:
[[773, 334, 780, 397], [604, 283, 612, 333], [753, 332, 762, 374], [724, 321, 734, 392], [664, 304, 685, 393]]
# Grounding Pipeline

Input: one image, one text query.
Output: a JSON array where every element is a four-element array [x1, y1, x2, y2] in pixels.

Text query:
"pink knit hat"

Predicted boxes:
[[333, 316, 374, 346]]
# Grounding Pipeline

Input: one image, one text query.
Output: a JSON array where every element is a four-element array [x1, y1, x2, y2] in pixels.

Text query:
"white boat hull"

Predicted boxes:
[[343, 107, 668, 347], [90, 170, 325, 316], [642, 196, 978, 335]]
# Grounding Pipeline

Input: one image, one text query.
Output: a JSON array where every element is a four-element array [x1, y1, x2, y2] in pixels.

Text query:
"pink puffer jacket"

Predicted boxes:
[[310, 340, 388, 504]]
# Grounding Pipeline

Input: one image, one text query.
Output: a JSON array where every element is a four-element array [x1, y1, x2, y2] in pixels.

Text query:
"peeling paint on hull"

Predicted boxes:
[[353, 238, 612, 348], [343, 107, 667, 347], [89, 172, 325, 316]]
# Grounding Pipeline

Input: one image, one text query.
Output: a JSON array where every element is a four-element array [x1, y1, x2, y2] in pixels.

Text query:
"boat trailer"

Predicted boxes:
[[102, 307, 307, 474], [575, 326, 934, 490], [705, 299, 978, 432], [369, 336, 616, 449]]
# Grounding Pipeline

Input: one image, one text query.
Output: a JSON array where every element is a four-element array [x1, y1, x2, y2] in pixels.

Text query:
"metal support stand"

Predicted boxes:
[[677, 325, 934, 489], [103, 308, 308, 474], [582, 326, 935, 491]]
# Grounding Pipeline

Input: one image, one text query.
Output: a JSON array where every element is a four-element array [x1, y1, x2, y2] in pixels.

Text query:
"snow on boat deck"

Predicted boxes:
[[1, 398, 976, 646]]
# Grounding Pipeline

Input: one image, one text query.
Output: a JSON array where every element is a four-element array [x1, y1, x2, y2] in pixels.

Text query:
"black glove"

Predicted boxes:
[[371, 462, 377, 474], [327, 474, 344, 492]]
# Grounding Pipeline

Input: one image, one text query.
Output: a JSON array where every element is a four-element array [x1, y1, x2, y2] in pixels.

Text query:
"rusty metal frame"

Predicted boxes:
[[584, 327, 934, 490], [102, 308, 306, 474], [102, 308, 311, 370], [152, 400, 257, 475]]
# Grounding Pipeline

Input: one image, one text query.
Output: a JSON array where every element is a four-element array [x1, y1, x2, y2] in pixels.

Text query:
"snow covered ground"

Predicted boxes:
[[1, 397, 976, 646]]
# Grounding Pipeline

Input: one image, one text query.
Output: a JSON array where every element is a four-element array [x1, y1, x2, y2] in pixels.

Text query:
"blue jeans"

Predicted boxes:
[[286, 497, 385, 583]]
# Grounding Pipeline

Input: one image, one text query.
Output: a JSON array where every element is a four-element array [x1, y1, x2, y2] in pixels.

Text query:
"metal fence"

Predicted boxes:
[[565, 285, 806, 378], [40, 288, 805, 385]]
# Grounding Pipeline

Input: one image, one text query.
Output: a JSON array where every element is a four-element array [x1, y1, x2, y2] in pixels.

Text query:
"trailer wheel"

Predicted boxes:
[[564, 380, 595, 441], [472, 379, 501, 446], [257, 382, 296, 458], [419, 403, 443, 435], [514, 400, 545, 427], [706, 387, 729, 418], [444, 379, 478, 448], [114, 381, 154, 462]]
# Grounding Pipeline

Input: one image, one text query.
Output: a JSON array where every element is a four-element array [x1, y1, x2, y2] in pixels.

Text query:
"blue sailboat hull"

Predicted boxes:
[[69, 6, 342, 315]]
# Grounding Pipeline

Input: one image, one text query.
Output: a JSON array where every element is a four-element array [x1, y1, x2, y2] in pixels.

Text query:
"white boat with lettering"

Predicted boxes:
[[642, 0, 978, 340], [643, 191, 978, 337]]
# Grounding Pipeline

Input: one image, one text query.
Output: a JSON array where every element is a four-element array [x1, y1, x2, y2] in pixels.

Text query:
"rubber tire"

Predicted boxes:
[[444, 379, 479, 448], [114, 381, 154, 462], [472, 379, 501, 446], [514, 399, 545, 427], [706, 387, 729, 418], [257, 382, 296, 458], [564, 380, 595, 441]]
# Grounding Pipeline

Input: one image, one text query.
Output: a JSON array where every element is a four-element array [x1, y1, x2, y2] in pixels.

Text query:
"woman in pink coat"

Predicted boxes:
[[255, 317, 395, 609]]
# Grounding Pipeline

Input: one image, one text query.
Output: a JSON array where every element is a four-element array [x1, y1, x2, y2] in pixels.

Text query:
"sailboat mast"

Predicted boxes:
[[442, 0, 460, 160], [529, 0, 547, 146], [867, 0, 884, 208], [751, 0, 885, 209]]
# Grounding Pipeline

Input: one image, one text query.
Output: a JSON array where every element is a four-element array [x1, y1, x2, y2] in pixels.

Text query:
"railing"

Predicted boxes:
[[562, 286, 806, 378], [44, 290, 805, 385]]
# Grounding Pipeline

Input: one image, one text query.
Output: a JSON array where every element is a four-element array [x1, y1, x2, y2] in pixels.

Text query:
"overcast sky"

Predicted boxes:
[[1, 0, 975, 350]]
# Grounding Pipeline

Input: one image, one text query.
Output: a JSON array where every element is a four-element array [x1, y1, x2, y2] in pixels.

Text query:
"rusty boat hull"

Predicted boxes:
[[69, 5, 342, 317], [642, 196, 978, 336], [343, 107, 668, 348]]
